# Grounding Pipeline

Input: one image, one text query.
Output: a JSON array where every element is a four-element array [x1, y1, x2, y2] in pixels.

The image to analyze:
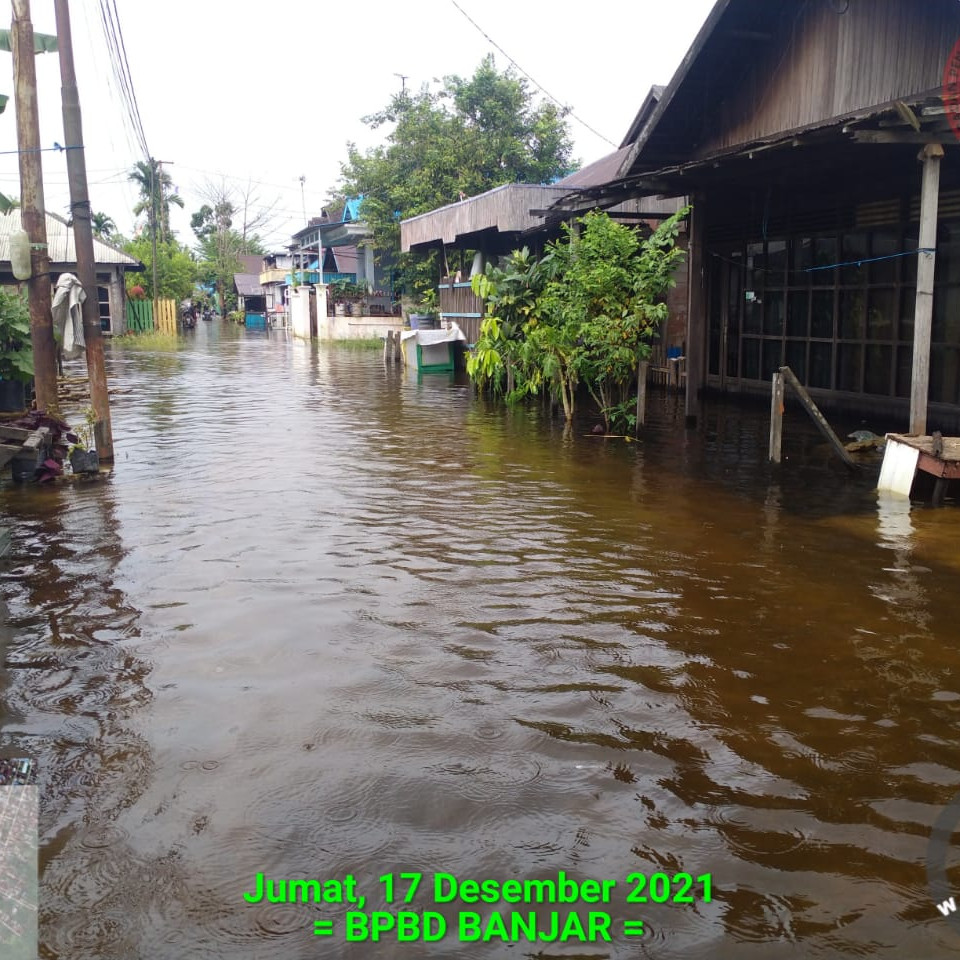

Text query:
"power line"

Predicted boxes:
[[449, 0, 617, 149], [96, 0, 149, 159]]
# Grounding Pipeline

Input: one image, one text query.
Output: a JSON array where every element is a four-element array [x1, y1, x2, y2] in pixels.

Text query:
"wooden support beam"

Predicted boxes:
[[769, 372, 784, 463], [932, 477, 949, 508], [528, 209, 674, 220], [779, 367, 859, 471], [852, 131, 951, 145], [685, 196, 706, 425], [910, 143, 944, 436]]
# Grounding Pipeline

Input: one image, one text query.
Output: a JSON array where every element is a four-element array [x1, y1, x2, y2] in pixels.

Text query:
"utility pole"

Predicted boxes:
[[11, 0, 58, 413], [54, 0, 113, 459], [150, 158, 157, 296]]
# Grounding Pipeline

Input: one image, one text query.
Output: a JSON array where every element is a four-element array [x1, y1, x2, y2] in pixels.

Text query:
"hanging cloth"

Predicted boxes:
[[52, 273, 86, 360]]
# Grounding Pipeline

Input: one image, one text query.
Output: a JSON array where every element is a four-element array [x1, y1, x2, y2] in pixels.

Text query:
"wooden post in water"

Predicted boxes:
[[910, 143, 943, 436], [635, 360, 648, 435], [11, 0, 58, 413], [685, 197, 705, 426], [769, 371, 784, 463], [779, 366, 859, 471], [383, 331, 393, 363]]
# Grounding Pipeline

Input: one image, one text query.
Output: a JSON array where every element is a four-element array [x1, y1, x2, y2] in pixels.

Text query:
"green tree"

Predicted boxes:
[[469, 209, 690, 431], [92, 211, 116, 239], [335, 55, 576, 302], [123, 236, 196, 302], [467, 248, 548, 399], [0, 287, 33, 382], [129, 159, 183, 243]]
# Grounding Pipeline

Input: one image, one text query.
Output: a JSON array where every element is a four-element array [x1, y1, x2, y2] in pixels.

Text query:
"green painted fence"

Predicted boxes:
[[126, 299, 153, 332]]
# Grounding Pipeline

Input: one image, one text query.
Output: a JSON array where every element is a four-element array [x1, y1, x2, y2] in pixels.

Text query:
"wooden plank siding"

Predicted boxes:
[[438, 278, 483, 344], [701, 0, 960, 157]]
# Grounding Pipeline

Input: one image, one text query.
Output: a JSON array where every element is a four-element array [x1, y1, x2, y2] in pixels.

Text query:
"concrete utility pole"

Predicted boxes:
[[11, 0, 58, 413], [54, 0, 113, 459], [150, 158, 157, 296]]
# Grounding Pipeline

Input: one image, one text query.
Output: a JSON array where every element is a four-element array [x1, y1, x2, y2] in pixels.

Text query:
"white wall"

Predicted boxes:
[[321, 315, 403, 340], [290, 287, 311, 338]]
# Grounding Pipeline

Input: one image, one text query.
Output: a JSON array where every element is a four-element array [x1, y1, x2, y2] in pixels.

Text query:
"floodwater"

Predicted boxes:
[[2, 322, 960, 959]]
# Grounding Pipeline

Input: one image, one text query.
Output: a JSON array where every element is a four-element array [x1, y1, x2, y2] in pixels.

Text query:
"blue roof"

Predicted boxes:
[[343, 195, 364, 222]]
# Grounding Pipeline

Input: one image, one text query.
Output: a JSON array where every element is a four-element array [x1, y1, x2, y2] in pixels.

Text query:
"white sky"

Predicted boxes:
[[0, 0, 717, 252]]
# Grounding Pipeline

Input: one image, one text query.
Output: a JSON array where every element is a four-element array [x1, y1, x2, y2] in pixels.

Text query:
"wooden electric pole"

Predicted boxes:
[[54, 0, 113, 459], [11, 0, 58, 413]]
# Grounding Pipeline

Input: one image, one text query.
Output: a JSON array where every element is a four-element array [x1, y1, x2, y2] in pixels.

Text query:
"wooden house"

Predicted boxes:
[[559, 0, 960, 430]]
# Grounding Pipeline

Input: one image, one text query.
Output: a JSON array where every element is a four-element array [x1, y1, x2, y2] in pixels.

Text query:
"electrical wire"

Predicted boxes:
[[448, 0, 617, 149], [710, 247, 933, 278], [96, 0, 149, 159]]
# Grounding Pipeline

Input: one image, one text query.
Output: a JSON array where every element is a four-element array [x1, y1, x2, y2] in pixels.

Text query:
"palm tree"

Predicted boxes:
[[128, 159, 184, 243], [91, 211, 116, 239]]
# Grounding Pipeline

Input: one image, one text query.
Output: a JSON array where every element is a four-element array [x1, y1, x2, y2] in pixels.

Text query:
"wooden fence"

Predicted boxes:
[[126, 299, 152, 332], [438, 277, 484, 344], [124, 298, 178, 334], [154, 299, 177, 335]]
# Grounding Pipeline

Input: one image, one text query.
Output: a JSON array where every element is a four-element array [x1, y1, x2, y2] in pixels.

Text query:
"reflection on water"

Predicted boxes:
[[1, 322, 959, 958]]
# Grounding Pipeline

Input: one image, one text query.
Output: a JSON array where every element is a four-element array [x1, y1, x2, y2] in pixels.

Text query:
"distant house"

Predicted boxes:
[[259, 251, 293, 321], [233, 254, 266, 318], [0, 210, 141, 335], [291, 196, 395, 293]]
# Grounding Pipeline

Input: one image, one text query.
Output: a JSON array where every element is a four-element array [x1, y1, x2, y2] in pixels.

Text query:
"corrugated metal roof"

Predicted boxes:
[[234, 273, 264, 296], [554, 146, 633, 188], [331, 246, 359, 274], [237, 254, 263, 274], [0, 210, 139, 267]]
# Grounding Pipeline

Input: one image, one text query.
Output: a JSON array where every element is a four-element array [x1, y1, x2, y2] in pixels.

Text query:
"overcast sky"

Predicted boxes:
[[0, 0, 717, 252]]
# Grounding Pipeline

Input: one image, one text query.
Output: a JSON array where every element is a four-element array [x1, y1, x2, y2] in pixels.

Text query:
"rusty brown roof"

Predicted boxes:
[[554, 146, 633, 189]]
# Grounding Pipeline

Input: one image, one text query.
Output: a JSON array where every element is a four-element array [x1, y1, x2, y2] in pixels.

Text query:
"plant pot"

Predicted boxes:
[[0, 378, 27, 412], [69, 448, 99, 474]]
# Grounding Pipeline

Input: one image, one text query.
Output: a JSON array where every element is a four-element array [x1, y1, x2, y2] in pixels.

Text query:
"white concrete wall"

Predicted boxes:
[[321, 315, 403, 340], [290, 287, 312, 339]]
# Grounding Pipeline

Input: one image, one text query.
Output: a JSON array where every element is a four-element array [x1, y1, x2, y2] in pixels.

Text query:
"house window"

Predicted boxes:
[[98, 286, 110, 332], [713, 214, 960, 402]]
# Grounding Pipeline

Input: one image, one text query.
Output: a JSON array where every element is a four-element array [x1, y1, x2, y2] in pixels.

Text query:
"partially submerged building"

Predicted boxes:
[[558, 0, 960, 430]]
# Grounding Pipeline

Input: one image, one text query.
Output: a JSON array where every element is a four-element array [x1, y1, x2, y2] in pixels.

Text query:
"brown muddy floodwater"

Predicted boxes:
[[2, 322, 960, 959]]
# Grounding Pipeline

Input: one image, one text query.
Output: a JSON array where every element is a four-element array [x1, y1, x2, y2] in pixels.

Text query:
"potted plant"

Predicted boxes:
[[0, 287, 34, 411], [329, 279, 366, 316], [68, 406, 99, 474]]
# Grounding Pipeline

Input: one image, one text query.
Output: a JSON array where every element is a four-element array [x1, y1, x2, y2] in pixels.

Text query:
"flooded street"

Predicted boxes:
[[2, 322, 960, 958]]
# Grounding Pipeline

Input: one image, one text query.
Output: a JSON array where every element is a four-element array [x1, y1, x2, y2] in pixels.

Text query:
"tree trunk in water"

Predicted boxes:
[[560, 376, 573, 422]]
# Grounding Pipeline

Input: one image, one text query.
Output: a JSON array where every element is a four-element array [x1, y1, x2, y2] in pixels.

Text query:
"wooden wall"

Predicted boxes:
[[701, 0, 960, 156]]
